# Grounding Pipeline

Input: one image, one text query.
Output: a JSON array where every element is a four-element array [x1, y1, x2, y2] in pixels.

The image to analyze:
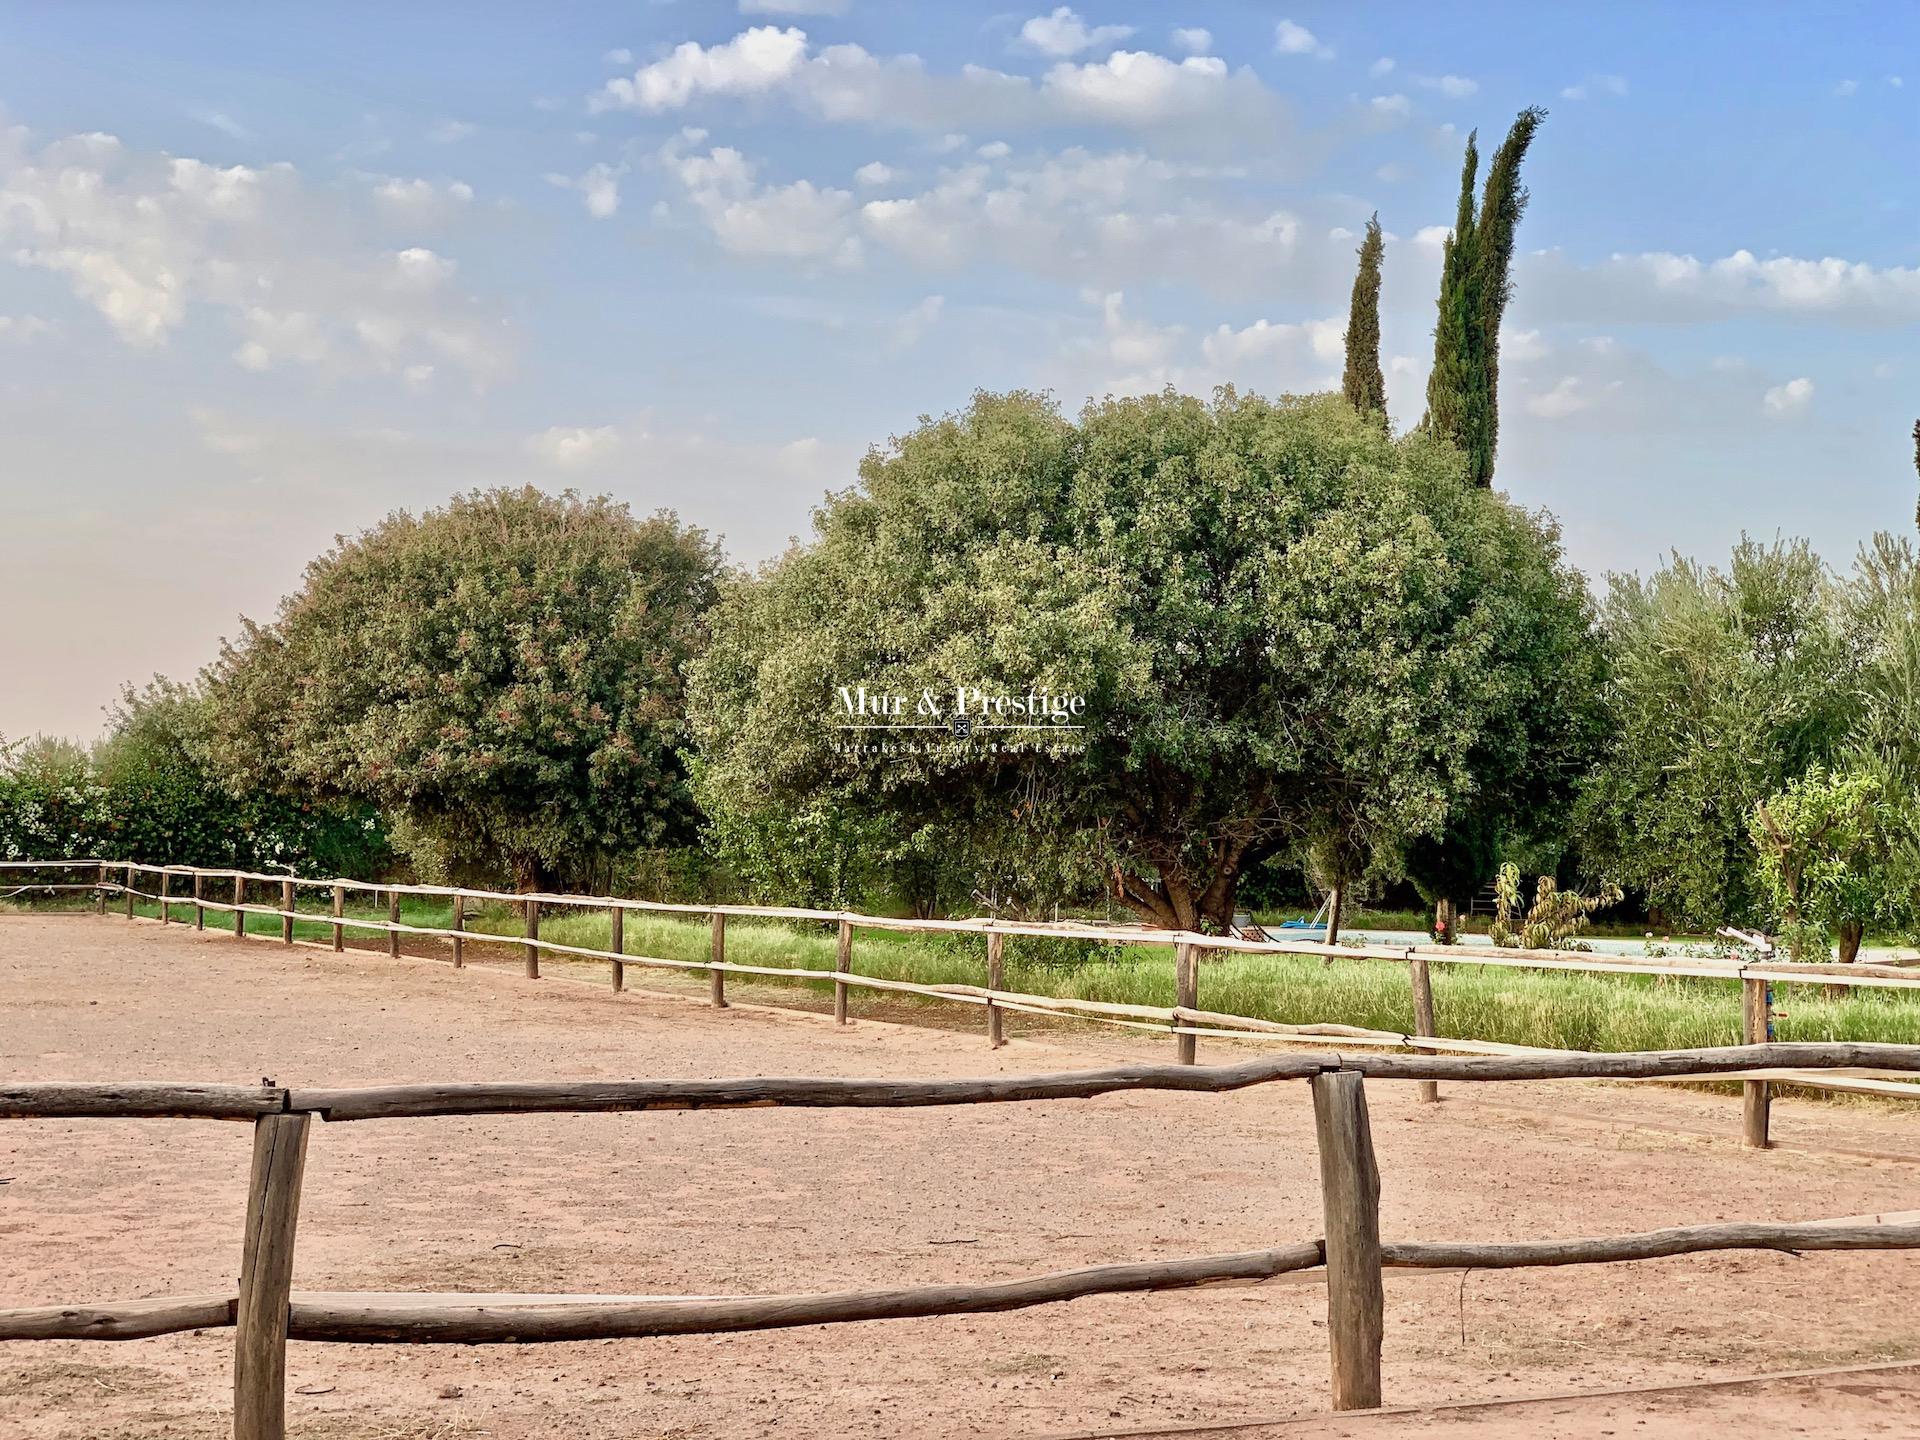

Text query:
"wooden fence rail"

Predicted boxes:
[[5, 1053, 1920, 1436], [11, 858, 1920, 1145]]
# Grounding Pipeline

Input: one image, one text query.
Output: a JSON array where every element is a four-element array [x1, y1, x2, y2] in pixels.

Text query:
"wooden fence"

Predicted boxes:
[[10, 857, 1920, 1148], [5, 1049, 1920, 1437]]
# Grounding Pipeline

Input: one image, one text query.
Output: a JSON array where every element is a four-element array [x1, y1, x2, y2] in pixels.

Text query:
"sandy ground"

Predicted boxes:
[[4, 913, 1920, 1440]]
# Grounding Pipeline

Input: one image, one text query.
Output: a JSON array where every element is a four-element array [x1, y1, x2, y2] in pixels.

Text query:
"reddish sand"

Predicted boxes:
[[3, 912, 1920, 1439]]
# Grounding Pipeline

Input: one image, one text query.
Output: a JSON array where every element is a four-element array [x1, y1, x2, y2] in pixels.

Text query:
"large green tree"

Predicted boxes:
[[1340, 214, 1386, 421], [1422, 107, 1546, 488], [690, 390, 1598, 931], [97, 678, 389, 874], [1751, 765, 1909, 961], [1573, 538, 1856, 929], [209, 487, 720, 889]]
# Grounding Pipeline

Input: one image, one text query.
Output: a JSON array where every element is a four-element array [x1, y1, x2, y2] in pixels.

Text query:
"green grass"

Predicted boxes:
[[79, 891, 1920, 1054], [466, 903, 1920, 1053]]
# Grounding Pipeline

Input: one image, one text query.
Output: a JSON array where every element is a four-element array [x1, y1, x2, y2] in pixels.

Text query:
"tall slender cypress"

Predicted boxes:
[[1341, 214, 1387, 422], [1422, 108, 1545, 488], [1470, 106, 1546, 484], [1422, 132, 1482, 471]]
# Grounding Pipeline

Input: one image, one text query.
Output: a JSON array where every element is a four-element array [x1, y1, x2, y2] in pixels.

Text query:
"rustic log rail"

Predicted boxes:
[[6, 1051, 1920, 1437], [10, 858, 1920, 1144]]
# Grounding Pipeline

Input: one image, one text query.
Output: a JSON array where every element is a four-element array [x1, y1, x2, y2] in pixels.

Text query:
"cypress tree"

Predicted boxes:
[[1422, 108, 1546, 488], [1470, 106, 1547, 485], [1422, 132, 1482, 471], [1341, 213, 1387, 422]]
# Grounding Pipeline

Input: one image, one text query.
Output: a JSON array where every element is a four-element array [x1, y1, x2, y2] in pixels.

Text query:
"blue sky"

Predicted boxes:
[[2, 1, 1916, 738]]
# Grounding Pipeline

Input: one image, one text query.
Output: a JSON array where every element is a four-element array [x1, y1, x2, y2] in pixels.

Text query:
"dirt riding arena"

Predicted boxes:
[[5, 913, 1920, 1439]]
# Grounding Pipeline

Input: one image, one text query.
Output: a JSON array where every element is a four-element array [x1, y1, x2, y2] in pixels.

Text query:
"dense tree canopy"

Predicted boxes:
[[208, 487, 719, 888], [1573, 538, 1857, 929], [1, 683, 385, 874], [690, 389, 1599, 930]]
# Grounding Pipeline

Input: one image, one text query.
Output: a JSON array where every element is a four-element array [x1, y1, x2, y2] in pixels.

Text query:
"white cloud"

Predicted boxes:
[[1063, 290, 1184, 391], [853, 160, 896, 186], [1202, 312, 1343, 369], [527, 424, 622, 466], [657, 132, 862, 266], [1560, 74, 1628, 101], [1502, 327, 1548, 362], [1762, 376, 1814, 416], [597, 26, 810, 112], [977, 140, 1011, 159], [1018, 7, 1135, 58], [427, 118, 476, 143], [1416, 74, 1478, 99], [603, 48, 634, 66], [1834, 78, 1860, 98], [1527, 246, 1920, 325], [548, 162, 625, 218], [1526, 375, 1591, 419], [1170, 27, 1211, 55], [1042, 52, 1267, 129], [659, 136, 1325, 297], [371, 176, 475, 221], [1055, 291, 1346, 399], [0, 127, 508, 383], [592, 28, 1290, 148], [891, 293, 943, 349], [0, 313, 52, 342], [1274, 20, 1332, 59], [1370, 94, 1411, 119], [1368, 57, 1395, 77], [391, 246, 456, 288], [190, 108, 250, 141]]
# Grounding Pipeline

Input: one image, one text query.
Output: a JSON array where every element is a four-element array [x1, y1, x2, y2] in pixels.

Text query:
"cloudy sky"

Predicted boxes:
[[2, 2, 1916, 739]]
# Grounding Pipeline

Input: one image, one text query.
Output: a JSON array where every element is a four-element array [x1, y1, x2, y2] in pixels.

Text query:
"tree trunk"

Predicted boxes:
[[1838, 918, 1864, 964], [1111, 867, 1200, 931], [1432, 896, 1455, 945], [1326, 884, 1344, 946]]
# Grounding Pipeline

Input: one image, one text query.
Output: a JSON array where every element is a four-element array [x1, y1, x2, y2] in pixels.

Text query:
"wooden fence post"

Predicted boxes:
[[159, 869, 170, 925], [1174, 941, 1200, 1065], [609, 905, 624, 991], [234, 1112, 309, 1440], [523, 898, 540, 979], [451, 891, 464, 969], [95, 863, 106, 915], [386, 890, 401, 959], [193, 871, 205, 930], [710, 912, 728, 1009], [279, 881, 295, 946], [331, 886, 344, 953], [125, 864, 136, 919], [1743, 975, 1772, 1150], [232, 874, 245, 938], [834, 918, 852, 1025], [1311, 1069, 1385, 1411], [1409, 957, 1439, 1105], [986, 930, 1006, 1049]]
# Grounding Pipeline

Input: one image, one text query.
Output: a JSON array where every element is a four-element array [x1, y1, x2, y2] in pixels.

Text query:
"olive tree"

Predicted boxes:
[[1573, 539, 1856, 929], [690, 389, 1598, 930], [209, 487, 719, 889], [1751, 766, 1909, 961]]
